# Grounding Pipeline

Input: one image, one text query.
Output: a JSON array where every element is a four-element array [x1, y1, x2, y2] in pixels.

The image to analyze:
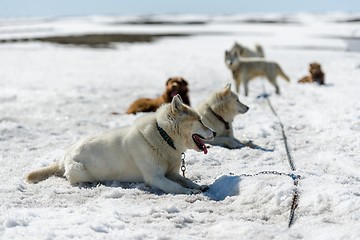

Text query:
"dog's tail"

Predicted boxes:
[[26, 162, 64, 183], [277, 66, 290, 82], [255, 44, 265, 57]]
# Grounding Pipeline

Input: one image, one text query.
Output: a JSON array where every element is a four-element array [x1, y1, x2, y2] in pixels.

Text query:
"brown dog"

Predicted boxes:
[[298, 62, 325, 85], [126, 77, 190, 114]]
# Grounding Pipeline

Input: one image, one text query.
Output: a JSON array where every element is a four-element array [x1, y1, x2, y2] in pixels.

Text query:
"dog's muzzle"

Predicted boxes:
[[212, 131, 217, 139], [225, 59, 233, 65]]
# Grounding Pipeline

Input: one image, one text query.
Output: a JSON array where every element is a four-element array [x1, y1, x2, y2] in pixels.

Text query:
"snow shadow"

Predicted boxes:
[[205, 175, 241, 201], [80, 176, 241, 200], [80, 181, 166, 194], [256, 92, 272, 99], [239, 140, 274, 152]]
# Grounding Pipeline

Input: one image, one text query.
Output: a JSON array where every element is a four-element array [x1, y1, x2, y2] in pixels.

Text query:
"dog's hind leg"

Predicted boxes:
[[64, 161, 96, 185], [268, 77, 280, 95]]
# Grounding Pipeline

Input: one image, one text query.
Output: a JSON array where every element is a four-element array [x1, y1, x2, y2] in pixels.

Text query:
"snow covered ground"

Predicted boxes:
[[0, 13, 360, 239]]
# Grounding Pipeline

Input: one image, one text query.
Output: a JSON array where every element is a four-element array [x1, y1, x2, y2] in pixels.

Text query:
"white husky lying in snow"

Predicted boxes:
[[196, 84, 249, 149], [26, 95, 215, 194]]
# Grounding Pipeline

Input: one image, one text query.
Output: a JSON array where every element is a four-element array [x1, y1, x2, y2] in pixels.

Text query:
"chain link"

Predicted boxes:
[[181, 153, 186, 177], [233, 170, 300, 228], [288, 188, 299, 227], [238, 170, 290, 178], [235, 170, 300, 183], [260, 83, 300, 227]]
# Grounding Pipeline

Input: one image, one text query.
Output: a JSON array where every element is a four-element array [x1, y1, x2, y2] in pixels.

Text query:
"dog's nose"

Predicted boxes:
[[213, 131, 217, 138]]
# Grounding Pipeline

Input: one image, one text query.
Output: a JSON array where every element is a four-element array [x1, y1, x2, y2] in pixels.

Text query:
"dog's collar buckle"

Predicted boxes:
[[209, 108, 230, 130], [156, 122, 176, 150]]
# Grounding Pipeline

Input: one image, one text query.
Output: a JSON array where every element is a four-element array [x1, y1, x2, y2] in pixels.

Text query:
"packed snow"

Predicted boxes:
[[0, 13, 360, 239]]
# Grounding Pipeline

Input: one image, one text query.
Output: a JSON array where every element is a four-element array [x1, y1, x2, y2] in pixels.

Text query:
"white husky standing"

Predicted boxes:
[[196, 84, 249, 149], [225, 50, 290, 96], [26, 95, 215, 194]]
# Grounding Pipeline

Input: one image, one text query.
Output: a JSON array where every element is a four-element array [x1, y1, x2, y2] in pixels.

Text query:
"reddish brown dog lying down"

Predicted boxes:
[[298, 62, 325, 85], [126, 77, 190, 114]]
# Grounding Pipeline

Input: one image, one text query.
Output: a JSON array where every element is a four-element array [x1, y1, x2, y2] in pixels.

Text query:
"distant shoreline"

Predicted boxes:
[[0, 33, 191, 48]]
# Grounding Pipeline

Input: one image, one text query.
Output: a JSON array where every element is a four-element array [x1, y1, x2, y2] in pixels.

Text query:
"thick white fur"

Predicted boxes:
[[196, 84, 249, 149], [225, 51, 290, 96], [26, 95, 215, 194]]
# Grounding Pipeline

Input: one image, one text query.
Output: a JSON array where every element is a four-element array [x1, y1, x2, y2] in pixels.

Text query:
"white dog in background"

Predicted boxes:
[[26, 95, 215, 194], [196, 84, 249, 149], [229, 42, 265, 58], [225, 50, 290, 96]]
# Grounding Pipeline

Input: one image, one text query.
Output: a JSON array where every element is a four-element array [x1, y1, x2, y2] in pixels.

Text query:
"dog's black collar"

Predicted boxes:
[[156, 122, 176, 150], [209, 108, 230, 130]]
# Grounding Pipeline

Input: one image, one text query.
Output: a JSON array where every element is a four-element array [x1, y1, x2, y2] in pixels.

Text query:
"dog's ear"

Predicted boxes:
[[239, 48, 245, 55], [171, 94, 184, 113], [181, 78, 188, 85], [224, 84, 232, 94], [166, 78, 172, 85], [177, 94, 184, 103], [219, 84, 231, 97]]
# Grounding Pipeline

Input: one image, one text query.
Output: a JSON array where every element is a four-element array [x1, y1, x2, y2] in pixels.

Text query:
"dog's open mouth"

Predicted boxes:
[[170, 89, 179, 98], [192, 134, 207, 154]]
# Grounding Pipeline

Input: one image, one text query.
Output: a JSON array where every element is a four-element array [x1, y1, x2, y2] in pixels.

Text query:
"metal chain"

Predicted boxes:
[[254, 83, 300, 227], [181, 153, 186, 177], [288, 180, 300, 227], [235, 170, 300, 182], [265, 96, 296, 171], [180, 85, 300, 227], [234, 170, 301, 228], [238, 170, 290, 178]]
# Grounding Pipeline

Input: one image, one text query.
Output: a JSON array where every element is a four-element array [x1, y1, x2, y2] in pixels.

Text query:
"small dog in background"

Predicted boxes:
[[196, 84, 249, 149], [229, 42, 265, 58], [298, 62, 325, 85], [225, 50, 290, 96], [126, 77, 190, 114]]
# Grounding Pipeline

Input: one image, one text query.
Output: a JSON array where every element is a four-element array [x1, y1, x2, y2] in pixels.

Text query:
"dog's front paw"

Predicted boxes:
[[187, 188, 202, 195], [199, 185, 209, 192]]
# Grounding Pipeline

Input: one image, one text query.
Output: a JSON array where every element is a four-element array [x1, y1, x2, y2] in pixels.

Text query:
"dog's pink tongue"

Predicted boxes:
[[194, 135, 208, 154], [170, 90, 178, 98], [202, 144, 208, 154]]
